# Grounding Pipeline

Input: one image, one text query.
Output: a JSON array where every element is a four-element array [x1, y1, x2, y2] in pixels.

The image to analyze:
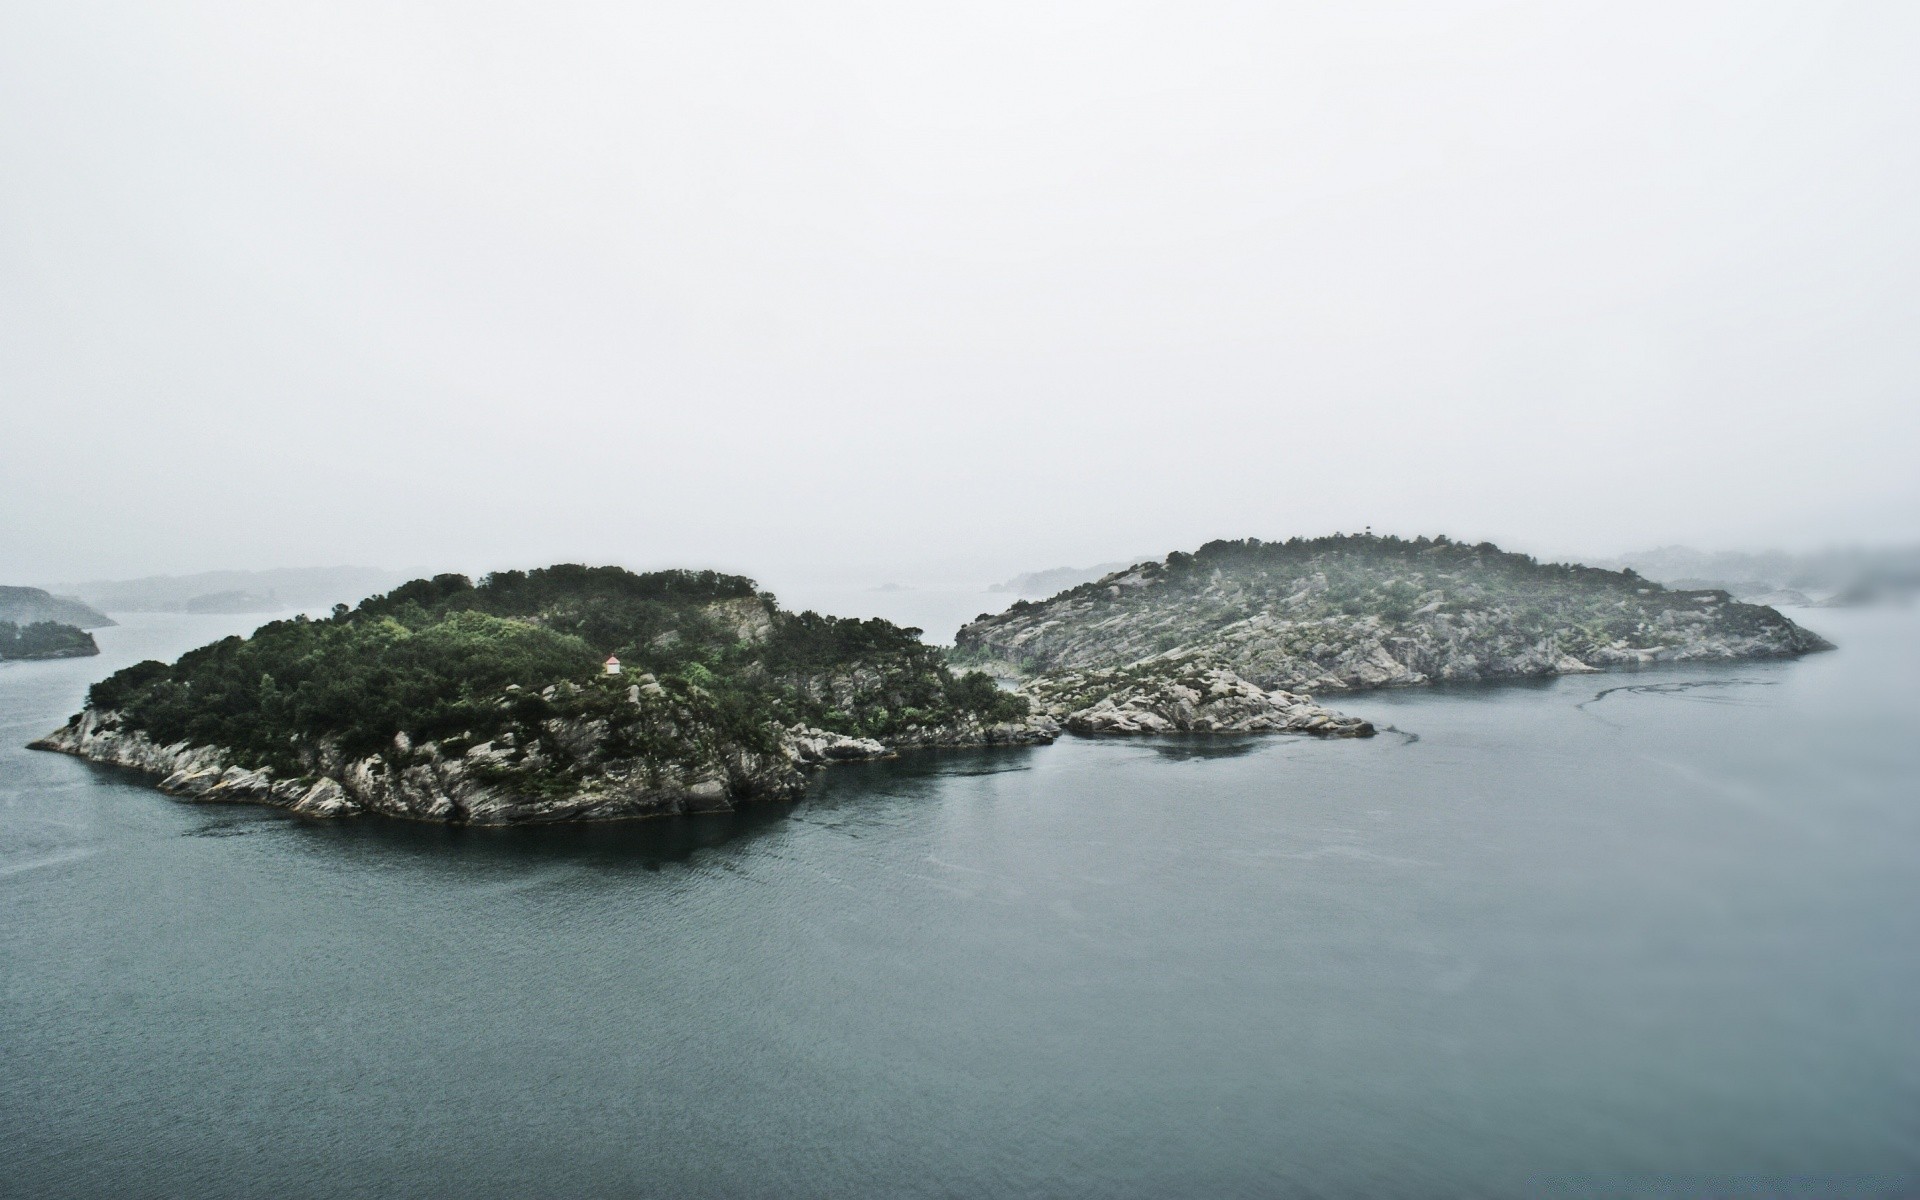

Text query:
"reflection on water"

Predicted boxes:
[[284, 801, 800, 871], [1141, 735, 1267, 761], [2, 607, 1918, 1198]]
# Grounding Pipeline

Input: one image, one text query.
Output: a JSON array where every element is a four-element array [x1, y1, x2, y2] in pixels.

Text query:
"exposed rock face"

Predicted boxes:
[[32, 704, 1059, 825], [1023, 661, 1373, 737], [956, 536, 1833, 699], [704, 595, 776, 644], [787, 726, 892, 763], [31, 707, 807, 824]]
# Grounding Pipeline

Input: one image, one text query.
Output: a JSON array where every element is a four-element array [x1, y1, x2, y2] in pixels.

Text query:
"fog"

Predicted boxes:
[[5, 1, 1918, 589]]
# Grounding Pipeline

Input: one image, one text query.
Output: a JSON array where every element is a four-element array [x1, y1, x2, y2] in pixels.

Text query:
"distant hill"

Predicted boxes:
[[61, 567, 407, 615], [1599, 545, 1920, 606], [0, 586, 114, 629], [988, 561, 1138, 596]]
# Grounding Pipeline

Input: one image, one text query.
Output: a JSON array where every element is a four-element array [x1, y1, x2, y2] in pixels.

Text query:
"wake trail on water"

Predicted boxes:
[[1575, 679, 1779, 728], [1577, 679, 1778, 711], [0, 846, 100, 879]]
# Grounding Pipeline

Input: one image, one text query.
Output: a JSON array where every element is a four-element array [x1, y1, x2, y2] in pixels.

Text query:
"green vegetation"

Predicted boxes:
[[87, 564, 1026, 781], [0, 620, 98, 660]]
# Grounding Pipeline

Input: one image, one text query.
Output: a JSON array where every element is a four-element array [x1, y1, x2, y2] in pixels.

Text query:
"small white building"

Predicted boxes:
[[603, 655, 622, 676]]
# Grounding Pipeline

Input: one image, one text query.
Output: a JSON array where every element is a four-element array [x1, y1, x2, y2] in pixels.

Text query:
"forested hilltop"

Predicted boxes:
[[34, 565, 1045, 824], [955, 534, 1832, 699]]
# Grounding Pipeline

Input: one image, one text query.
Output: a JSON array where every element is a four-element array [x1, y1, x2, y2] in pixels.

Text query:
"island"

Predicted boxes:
[[31, 539, 1838, 825], [32, 566, 1053, 824], [0, 585, 114, 630], [953, 534, 1832, 734], [2, 620, 99, 661], [54, 566, 405, 615]]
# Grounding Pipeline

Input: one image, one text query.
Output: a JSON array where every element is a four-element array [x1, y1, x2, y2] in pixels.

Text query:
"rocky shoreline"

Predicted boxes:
[[27, 539, 1841, 827], [31, 706, 1058, 825], [1021, 659, 1374, 737]]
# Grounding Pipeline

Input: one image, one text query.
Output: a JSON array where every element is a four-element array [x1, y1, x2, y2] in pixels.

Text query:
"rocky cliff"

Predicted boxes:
[[957, 535, 1832, 702]]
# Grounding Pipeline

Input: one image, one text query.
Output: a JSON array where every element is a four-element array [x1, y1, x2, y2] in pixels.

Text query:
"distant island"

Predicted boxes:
[[1597, 544, 1920, 608], [33, 566, 1050, 824], [987, 561, 1138, 597], [0, 586, 110, 660], [54, 566, 407, 615], [0, 586, 114, 630], [2, 620, 98, 661], [954, 534, 1831, 734]]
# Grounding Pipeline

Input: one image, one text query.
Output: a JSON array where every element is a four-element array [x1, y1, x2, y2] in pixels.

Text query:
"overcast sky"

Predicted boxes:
[[4, 1, 1917, 587]]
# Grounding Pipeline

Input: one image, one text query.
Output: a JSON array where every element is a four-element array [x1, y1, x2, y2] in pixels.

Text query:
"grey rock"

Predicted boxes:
[[28, 706, 812, 826], [1023, 661, 1374, 738], [956, 539, 1831, 701]]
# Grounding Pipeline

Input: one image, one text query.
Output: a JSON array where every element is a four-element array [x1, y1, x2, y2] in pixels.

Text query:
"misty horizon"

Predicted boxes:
[[6, 2, 1918, 587], [35, 529, 1920, 599]]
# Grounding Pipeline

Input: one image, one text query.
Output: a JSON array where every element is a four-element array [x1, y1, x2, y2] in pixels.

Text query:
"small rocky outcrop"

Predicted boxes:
[[1022, 661, 1373, 737], [786, 726, 892, 763]]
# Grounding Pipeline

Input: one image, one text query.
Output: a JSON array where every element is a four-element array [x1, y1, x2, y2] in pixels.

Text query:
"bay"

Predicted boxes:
[[2, 608, 1916, 1197]]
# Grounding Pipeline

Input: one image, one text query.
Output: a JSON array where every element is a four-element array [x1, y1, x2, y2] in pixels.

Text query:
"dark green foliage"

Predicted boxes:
[[943, 669, 1030, 724], [751, 610, 1029, 735], [0, 620, 98, 660], [1177, 533, 1647, 593], [355, 565, 765, 671], [87, 564, 1020, 778], [1036, 534, 1688, 624], [89, 610, 593, 772]]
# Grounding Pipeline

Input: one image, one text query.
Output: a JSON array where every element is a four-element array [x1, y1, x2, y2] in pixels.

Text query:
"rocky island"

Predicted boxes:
[[955, 535, 1832, 727], [32, 539, 1838, 825], [33, 566, 1053, 824]]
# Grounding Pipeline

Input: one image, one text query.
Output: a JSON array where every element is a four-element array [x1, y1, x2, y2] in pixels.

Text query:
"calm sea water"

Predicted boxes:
[[3, 609, 1917, 1198]]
